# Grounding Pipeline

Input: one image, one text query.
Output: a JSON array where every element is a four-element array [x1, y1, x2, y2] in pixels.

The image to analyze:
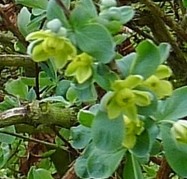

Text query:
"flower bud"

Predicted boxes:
[[47, 19, 62, 33], [171, 120, 187, 143]]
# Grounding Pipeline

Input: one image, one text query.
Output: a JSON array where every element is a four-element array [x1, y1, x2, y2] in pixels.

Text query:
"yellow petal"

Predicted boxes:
[[156, 80, 173, 99], [133, 90, 151, 106], [32, 44, 49, 62], [65, 61, 78, 76], [123, 134, 136, 149], [112, 75, 143, 90], [115, 88, 135, 107], [42, 37, 64, 54], [107, 99, 122, 119], [155, 65, 172, 79], [76, 66, 92, 84], [26, 30, 52, 41], [53, 53, 69, 69]]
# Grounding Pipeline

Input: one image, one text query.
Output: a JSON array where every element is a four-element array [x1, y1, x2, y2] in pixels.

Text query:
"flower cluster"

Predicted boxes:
[[106, 65, 173, 119], [26, 30, 94, 84], [143, 65, 173, 99], [65, 53, 93, 84], [26, 30, 77, 69], [106, 75, 152, 119]]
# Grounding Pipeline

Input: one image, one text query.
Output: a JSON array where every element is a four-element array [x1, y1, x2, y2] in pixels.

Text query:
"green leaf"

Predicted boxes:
[[16, 0, 48, 9], [119, 6, 134, 24], [183, 0, 187, 8], [47, 0, 69, 27], [27, 13, 46, 33], [130, 40, 160, 78], [0, 143, 10, 168], [0, 96, 19, 111], [93, 64, 118, 90], [75, 157, 90, 178], [75, 23, 115, 63], [159, 43, 171, 63], [71, 125, 91, 149], [5, 78, 28, 99], [116, 53, 136, 77], [55, 80, 71, 96], [87, 148, 126, 178], [66, 86, 77, 103], [40, 96, 70, 106], [27, 167, 53, 179], [155, 86, 187, 121], [123, 152, 144, 179], [21, 75, 53, 88], [92, 111, 125, 152], [161, 124, 187, 177], [70, 0, 97, 27], [78, 110, 95, 127], [131, 130, 150, 158], [17, 7, 31, 36], [0, 126, 16, 144], [75, 84, 97, 102], [50, 148, 72, 176]]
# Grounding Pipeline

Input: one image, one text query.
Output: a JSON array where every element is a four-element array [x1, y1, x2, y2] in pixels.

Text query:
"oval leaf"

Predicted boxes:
[[87, 148, 125, 178], [130, 40, 160, 78], [92, 111, 125, 152], [75, 23, 115, 63], [156, 86, 187, 121]]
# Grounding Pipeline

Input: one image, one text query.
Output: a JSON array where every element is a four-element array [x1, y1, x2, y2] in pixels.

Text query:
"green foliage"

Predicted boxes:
[[5, 78, 28, 99], [123, 152, 144, 179], [74, 23, 115, 63], [92, 111, 125, 152], [1, 0, 187, 178], [130, 40, 161, 78], [0, 126, 16, 144], [27, 167, 53, 179], [156, 86, 187, 121], [161, 125, 187, 177]]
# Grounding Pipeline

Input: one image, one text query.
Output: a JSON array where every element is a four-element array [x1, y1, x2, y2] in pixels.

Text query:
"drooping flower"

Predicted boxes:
[[171, 120, 187, 144], [106, 75, 152, 119], [26, 30, 77, 69], [143, 65, 173, 99], [123, 116, 144, 149], [65, 53, 93, 84]]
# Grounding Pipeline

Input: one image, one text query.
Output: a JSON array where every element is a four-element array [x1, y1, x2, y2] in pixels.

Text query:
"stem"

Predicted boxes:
[[0, 130, 67, 151], [52, 126, 79, 156], [55, 0, 70, 18], [35, 63, 40, 100]]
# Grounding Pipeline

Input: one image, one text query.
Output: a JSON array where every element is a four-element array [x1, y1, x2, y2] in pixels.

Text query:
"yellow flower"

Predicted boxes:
[[26, 30, 77, 69], [143, 65, 173, 99], [123, 116, 144, 149], [65, 53, 93, 84], [106, 75, 152, 119], [171, 120, 187, 143]]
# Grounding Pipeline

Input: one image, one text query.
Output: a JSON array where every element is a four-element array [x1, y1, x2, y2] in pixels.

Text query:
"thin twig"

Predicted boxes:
[[52, 126, 79, 156], [0, 130, 67, 151], [34, 63, 40, 100], [55, 0, 70, 18]]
